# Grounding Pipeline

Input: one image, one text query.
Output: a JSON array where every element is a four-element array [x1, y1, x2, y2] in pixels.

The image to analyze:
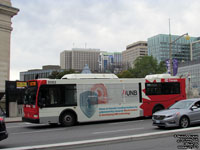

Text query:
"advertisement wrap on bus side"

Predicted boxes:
[[79, 83, 140, 120]]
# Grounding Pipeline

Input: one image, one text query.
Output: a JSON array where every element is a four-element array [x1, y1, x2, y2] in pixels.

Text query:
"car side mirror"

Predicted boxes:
[[191, 106, 198, 111]]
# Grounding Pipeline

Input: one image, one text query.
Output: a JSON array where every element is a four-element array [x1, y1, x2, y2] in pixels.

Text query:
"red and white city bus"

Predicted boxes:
[[22, 74, 186, 126]]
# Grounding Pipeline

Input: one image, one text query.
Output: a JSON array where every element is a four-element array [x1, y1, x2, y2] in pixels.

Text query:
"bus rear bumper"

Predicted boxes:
[[22, 117, 40, 124]]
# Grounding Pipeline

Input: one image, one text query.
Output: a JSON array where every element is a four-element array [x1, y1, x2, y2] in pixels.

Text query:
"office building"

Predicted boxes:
[[99, 52, 122, 73], [178, 60, 200, 93], [190, 38, 200, 61], [60, 48, 100, 72], [20, 65, 62, 81], [148, 34, 198, 63], [0, 0, 19, 97], [60, 50, 72, 70], [122, 41, 148, 70]]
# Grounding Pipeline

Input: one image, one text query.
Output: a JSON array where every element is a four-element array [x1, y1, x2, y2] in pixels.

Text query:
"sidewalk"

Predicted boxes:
[[5, 117, 22, 123]]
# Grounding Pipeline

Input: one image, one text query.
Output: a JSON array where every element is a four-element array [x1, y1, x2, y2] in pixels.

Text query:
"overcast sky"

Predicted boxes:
[[10, 0, 200, 80]]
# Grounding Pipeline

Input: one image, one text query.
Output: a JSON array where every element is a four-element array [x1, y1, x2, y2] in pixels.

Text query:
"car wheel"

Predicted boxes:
[[179, 116, 189, 128], [60, 112, 76, 127]]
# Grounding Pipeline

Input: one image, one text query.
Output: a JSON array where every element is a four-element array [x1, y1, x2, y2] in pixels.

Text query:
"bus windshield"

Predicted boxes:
[[24, 87, 37, 105]]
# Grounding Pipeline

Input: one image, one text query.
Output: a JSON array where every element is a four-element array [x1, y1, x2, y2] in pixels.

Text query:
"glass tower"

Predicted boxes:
[[148, 34, 197, 63]]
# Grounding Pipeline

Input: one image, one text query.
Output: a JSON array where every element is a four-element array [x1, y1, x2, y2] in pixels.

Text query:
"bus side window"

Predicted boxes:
[[38, 86, 49, 107], [46, 86, 61, 106], [49, 88, 55, 105], [39, 85, 62, 107], [64, 85, 77, 106], [146, 82, 180, 95], [162, 83, 180, 95]]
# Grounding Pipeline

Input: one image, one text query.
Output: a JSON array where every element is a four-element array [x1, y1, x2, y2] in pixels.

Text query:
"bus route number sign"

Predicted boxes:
[[29, 81, 37, 87]]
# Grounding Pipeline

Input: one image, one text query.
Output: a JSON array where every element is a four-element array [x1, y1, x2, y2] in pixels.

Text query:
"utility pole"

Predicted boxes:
[[169, 18, 173, 76]]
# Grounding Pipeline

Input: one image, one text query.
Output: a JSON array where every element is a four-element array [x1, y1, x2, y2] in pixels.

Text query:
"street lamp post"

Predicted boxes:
[[169, 33, 189, 76]]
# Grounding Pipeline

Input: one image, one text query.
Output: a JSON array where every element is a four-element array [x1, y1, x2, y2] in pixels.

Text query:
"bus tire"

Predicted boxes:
[[60, 111, 76, 127], [152, 104, 164, 114]]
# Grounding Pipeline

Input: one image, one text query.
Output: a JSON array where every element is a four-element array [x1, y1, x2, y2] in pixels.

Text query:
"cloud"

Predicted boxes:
[[10, 0, 200, 80]]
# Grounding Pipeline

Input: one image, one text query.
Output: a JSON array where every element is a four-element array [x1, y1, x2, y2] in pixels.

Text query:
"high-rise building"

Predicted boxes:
[[122, 41, 148, 70], [60, 50, 72, 70], [99, 52, 122, 73], [0, 0, 19, 97], [147, 34, 198, 63], [190, 38, 200, 61], [114, 52, 122, 67], [60, 48, 100, 72]]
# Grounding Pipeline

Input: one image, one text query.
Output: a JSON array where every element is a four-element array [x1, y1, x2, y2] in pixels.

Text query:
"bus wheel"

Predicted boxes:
[[60, 112, 76, 127]]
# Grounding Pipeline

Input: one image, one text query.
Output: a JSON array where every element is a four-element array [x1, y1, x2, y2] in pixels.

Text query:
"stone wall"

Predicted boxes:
[[0, 0, 19, 93]]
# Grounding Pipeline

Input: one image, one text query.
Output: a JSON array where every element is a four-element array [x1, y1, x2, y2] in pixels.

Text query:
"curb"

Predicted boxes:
[[5, 117, 22, 123]]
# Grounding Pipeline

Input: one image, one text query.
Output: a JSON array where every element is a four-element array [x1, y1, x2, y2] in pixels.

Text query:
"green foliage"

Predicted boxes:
[[117, 70, 134, 78], [118, 56, 167, 78], [48, 69, 75, 79]]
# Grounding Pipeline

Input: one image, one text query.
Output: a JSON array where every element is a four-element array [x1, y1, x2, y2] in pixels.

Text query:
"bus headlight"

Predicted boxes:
[[33, 115, 38, 118]]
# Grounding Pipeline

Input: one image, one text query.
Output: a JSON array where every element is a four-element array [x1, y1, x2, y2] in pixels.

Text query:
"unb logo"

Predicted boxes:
[[80, 91, 98, 118]]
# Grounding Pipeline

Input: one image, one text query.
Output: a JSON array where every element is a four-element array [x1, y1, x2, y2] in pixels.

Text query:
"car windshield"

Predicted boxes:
[[24, 87, 37, 105], [169, 100, 193, 109]]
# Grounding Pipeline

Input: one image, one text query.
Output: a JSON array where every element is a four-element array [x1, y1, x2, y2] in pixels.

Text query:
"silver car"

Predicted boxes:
[[152, 99, 200, 128]]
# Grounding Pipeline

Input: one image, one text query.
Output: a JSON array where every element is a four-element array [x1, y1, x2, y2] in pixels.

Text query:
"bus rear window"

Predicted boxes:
[[145, 82, 180, 95]]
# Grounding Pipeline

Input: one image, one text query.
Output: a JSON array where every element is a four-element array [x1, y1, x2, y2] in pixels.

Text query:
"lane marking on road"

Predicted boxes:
[[10, 128, 66, 135], [107, 120, 145, 125], [93, 128, 144, 134], [3, 126, 200, 150], [6, 123, 46, 129]]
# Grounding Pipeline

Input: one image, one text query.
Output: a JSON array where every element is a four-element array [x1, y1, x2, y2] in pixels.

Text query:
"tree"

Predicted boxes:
[[48, 71, 60, 79], [117, 70, 134, 78], [132, 56, 167, 78], [48, 69, 75, 79], [117, 56, 167, 78]]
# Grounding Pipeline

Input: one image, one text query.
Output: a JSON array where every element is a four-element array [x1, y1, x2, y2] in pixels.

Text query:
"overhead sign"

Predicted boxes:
[[16, 82, 27, 89]]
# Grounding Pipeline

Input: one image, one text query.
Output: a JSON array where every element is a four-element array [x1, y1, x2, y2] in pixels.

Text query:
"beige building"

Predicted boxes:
[[60, 50, 72, 70], [122, 41, 147, 70], [60, 48, 100, 72], [0, 0, 19, 96]]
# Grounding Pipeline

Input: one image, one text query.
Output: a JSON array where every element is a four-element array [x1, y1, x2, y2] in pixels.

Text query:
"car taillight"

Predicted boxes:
[[0, 117, 4, 121]]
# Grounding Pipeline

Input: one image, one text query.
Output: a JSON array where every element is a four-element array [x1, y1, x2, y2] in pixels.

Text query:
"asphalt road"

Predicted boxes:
[[68, 133, 200, 150], [0, 118, 200, 149]]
